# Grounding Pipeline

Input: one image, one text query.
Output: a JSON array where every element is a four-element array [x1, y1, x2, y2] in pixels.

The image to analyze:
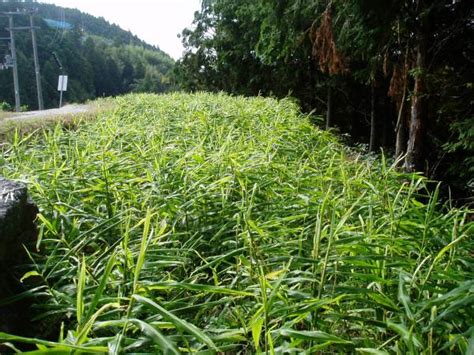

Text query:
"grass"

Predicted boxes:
[[0, 92, 472, 353], [0, 111, 16, 122]]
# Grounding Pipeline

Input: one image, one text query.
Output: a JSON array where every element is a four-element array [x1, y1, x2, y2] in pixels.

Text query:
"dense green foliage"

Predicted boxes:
[[0, 2, 174, 109], [1, 93, 472, 353], [176, 0, 473, 199]]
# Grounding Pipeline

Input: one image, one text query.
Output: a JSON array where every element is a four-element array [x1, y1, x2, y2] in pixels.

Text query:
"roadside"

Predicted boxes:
[[0, 104, 90, 123], [0, 101, 114, 139], [0, 111, 19, 122]]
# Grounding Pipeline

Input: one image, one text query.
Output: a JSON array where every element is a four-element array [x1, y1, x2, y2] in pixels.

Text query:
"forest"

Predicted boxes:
[[0, 1, 174, 109], [175, 0, 473, 201]]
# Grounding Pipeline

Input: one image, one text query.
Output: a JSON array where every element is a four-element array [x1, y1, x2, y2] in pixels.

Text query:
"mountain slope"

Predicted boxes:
[[0, 1, 174, 109], [33, 2, 161, 51]]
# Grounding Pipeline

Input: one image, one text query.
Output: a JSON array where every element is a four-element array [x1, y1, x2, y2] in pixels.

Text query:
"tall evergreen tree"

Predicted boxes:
[[176, 0, 473, 197]]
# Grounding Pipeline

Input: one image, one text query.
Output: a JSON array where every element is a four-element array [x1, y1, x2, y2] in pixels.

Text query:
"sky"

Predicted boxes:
[[39, 0, 201, 59]]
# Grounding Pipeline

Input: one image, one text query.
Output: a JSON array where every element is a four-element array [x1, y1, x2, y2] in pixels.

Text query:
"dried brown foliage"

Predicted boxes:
[[383, 51, 390, 77], [310, 8, 348, 75], [388, 63, 409, 107]]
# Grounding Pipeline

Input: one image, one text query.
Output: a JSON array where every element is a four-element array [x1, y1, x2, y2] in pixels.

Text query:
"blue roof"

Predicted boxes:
[[44, 18, 73, 30]]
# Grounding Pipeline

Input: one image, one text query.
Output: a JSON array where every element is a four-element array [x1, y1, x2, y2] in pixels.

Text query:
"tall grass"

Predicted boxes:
[[1, 93, 472, 353]]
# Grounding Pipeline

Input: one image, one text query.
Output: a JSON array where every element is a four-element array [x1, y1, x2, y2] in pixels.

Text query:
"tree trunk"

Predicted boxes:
[[381, 96, 390, 149], [395, 90, 408, 166], [369, 82, 376, 152], [395, 110, 407, 166], [404, 34, 426, 172], [326, 86, 333, 130]]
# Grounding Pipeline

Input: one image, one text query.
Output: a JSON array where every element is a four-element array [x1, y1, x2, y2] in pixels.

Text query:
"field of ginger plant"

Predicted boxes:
[[1, 93, 472, 354]]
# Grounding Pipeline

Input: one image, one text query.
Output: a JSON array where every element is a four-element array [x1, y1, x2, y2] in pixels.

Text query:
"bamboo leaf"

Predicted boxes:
[[0, 332, 107, 353], [76, 256, 87, 325], [83, 253, 117, 322], [251, 317, 264, 351], [278, 329, 352, 344], [133, 294, 219, 351]]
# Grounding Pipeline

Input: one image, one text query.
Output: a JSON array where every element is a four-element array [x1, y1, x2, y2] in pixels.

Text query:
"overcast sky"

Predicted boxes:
[[39, 0, 201, 59]]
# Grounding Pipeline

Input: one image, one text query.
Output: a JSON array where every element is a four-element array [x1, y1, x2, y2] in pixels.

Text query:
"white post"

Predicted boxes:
[[59, 89, 63, 108], [57, 75, 68, 108]]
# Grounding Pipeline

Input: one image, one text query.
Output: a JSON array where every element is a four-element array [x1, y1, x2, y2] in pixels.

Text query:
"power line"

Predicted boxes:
[[1, 8, 44, 111], [46, 6, 62, 47]]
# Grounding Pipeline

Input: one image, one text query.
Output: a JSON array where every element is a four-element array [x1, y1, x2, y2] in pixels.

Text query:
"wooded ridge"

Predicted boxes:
[[0, 1, 174, 110]]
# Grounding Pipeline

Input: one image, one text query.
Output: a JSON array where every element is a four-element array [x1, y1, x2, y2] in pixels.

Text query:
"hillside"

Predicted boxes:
[[0, 93, 472, 353], [0, 2, 174, 110], [34, 2, 160, 50]]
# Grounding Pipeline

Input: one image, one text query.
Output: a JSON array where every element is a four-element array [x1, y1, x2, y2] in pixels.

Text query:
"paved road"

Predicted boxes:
[[1, 104, 91, 125]]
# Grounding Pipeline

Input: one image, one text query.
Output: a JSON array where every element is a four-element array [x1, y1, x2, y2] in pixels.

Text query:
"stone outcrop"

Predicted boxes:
[[0, 177, 38, 334]]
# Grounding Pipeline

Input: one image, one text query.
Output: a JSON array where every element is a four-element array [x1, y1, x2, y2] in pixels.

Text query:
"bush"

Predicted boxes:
[[0, 101, 12, 112]]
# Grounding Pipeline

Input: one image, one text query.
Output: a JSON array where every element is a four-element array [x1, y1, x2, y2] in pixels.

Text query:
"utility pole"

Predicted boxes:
[[8, 15, 20, 112], [2, 9, 44, 112], [29, 11, 43, 110]]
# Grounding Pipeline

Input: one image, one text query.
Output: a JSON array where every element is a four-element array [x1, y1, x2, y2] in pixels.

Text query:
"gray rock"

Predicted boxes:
[[0, 177, 38, 334]]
